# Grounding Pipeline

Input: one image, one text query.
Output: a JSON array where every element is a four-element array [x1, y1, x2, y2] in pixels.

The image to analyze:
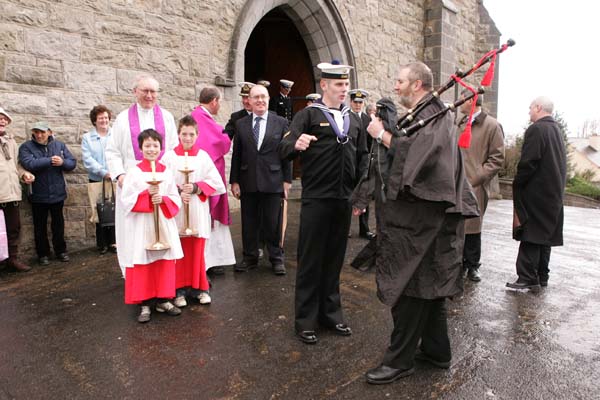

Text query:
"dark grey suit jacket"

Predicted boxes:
[[230, 111, 292, 193]]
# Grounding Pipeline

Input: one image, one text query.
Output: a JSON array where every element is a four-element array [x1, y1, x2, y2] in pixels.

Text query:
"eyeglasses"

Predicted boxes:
[[138, 89, 158, 95], [250, 95, 269, 100]]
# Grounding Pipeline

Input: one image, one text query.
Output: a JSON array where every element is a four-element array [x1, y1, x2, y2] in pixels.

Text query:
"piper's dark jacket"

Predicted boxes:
[[513, 116, 566, 246], [269, 93, 293, 122], [223, 108, 251, 139], [278, 105, 368, 199], [352, 95, 478, 306], [18, 135, 77, 204], [230, 111, 292, 193]]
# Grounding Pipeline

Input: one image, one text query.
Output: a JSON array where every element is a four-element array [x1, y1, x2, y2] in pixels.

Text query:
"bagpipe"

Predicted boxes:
[[397, 39, 515, 148]]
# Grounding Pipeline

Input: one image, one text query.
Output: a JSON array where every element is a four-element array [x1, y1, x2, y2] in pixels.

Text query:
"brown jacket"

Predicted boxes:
[[458, 111, 505, 234], [0, 132, 28, 203]]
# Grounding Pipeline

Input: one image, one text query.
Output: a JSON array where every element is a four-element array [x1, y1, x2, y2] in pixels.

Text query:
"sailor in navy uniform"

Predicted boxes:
[[270, 79, 294, 122], [279, 62, 368, 345]]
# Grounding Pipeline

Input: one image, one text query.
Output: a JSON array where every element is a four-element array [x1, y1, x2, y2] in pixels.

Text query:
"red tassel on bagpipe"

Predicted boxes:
[[451, 75, 477, 148]]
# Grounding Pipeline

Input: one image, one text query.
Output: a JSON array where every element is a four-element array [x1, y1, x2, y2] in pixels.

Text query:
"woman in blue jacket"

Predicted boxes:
[[82, 105, 116, 254], [18, 122, 77, 265]]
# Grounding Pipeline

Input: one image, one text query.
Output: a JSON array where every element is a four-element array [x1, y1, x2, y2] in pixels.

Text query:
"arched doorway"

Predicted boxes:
[[244, 8, 314, 117]]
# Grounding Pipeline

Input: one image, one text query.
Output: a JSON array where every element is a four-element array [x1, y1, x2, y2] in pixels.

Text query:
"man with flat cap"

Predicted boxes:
[[279, 62, 368, 345], [223, 82, 255, 140], [349, 89, 375, 240], [270, 79, 294, 122]]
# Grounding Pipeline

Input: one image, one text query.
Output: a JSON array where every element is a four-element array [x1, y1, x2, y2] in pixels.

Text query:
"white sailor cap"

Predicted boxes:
[[317, 61, 353, 79], [349, 89, 370, 102], [280, 79, 294, 88], [238, 82, 255, 97], [305, 93, 321, 101], [257, 80, 271, 87]]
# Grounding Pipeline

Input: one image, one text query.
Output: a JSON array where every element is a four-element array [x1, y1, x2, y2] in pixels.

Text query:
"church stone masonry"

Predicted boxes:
[[0, 0, 500, 254]]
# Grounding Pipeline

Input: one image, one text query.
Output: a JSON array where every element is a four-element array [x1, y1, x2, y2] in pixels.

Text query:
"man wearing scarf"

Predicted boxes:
[[279, 62, 368, 345], [106, 74, 178, 276]]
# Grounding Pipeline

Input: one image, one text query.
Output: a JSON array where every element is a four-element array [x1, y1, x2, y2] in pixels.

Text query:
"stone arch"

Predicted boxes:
[[227, 0, 357, 87]]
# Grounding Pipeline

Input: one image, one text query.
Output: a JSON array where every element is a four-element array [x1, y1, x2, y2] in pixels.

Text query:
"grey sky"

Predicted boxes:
[[483, 1, 599, 137]]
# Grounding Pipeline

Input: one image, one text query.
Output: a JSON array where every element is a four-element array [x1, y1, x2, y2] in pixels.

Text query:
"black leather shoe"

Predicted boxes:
[[296, 330, 317, 344], [359, 231, 376, 240], [506, 281, 541, 293], [208, 265, 225, 276], [234, 261, 256, 272], [38, 256, 50, 266], [331, 323, 352, 336], [415, 351, 451, 369], [273, 263, 286, 276], [467, 268, 481, 282], [56, 253, 70, 262], [99, 246, 108, 254], [365, 365, 414, 385]]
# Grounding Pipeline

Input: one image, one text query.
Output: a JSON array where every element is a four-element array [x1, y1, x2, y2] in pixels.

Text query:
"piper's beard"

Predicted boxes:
[[399, 95, 412, 109]]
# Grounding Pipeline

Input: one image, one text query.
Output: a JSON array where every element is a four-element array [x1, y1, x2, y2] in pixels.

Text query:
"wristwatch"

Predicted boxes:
[[376, 129, 386, 144]]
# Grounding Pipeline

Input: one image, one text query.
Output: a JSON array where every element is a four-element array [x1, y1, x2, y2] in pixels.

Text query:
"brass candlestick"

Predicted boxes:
[[178, 166, 197, 237], [145, 170, 170, 251]]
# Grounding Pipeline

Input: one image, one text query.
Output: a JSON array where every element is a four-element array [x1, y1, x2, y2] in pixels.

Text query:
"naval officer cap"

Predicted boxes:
[[305, 93, 321, 101], [257, 80, 271, 87], [238, 82, 255, 97], [349, 89, 370, 102], [317, 60, 353, 79], [280, 79, 294, 89]]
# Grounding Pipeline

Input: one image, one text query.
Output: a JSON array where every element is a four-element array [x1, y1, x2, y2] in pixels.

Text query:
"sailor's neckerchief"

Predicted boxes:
[[309, 99, 351, 142]]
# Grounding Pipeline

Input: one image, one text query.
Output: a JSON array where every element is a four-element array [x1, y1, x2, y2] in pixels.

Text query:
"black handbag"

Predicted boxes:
[[96, 179, 115, 227]]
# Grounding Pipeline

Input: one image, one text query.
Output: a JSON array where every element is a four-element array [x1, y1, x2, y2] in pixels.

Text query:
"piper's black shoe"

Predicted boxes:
[[296, 330, 317, 344], [415, 351, 451, 369], [467, 268, 481, 282], [359, 231, 376, 240], [331, 323, 352, 336], [365, 365, 414, 385], [506, 281, 541, 293]]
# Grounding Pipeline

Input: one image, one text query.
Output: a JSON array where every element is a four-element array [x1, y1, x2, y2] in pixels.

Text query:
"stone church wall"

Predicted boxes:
[[0, 0, 499, 255]]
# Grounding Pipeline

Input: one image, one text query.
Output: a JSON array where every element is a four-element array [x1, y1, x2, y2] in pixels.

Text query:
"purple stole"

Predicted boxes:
[[128, 104, 166, 160]]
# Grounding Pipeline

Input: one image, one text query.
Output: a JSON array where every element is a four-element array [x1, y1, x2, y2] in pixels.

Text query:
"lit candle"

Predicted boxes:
[[151, 160, 156, 180], [184, 151, 189, 170]]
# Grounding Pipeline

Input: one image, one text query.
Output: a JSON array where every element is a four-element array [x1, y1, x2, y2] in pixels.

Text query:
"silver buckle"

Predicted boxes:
[[337, 136, 349, 144]]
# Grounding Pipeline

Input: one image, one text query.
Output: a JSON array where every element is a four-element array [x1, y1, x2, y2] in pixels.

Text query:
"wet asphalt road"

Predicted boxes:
[[1, 199, 599, 400]]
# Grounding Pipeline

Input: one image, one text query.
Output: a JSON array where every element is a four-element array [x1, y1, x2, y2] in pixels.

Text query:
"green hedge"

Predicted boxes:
[[566, 176, 600, 200]]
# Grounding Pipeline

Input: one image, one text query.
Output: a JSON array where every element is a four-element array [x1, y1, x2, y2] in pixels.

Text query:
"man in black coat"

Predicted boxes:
[[269, 79, 294, 122], [353, 62, 477, 384], [507, 96, 566, 292], [279, 62, 368, 345], [349, 89, 375, 240], [223, 82, 255, 139], [230, 84, 292, 275]]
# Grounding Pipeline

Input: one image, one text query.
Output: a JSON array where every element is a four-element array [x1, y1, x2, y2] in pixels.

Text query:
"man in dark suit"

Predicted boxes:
[[269, 79, 294, 122], [223, 82, 255, 139], [349, 89, 376, 240], [507, 96, 566, 292], [230, 84, 292, 275]]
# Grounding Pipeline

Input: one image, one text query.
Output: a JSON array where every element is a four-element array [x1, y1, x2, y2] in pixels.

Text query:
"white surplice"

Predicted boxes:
[[162, 149, 226, 238], [119, 166, 183, 275], [105, 104, 178, 273]]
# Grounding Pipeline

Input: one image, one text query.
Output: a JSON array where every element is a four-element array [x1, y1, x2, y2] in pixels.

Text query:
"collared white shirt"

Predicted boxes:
[[201, 106, 215, 120], [252, 112, 269, 149], [469, 110, 482, 124]]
